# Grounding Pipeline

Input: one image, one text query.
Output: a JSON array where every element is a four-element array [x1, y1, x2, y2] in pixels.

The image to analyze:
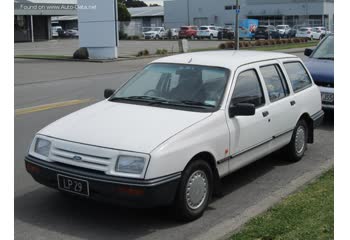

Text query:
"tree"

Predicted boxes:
[[122, 0, 148, 8], [149, 4, 160, 7], [117, 1, 131, 22]]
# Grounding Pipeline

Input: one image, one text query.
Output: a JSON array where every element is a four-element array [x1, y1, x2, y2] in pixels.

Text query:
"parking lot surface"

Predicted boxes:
[[14, 51, 333, 240]]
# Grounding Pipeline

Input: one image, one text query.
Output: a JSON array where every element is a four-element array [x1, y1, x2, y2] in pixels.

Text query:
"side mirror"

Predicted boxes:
[[104, 89, 115, 99], [229, 103, 256, 118], [304, 48, 313, 57]]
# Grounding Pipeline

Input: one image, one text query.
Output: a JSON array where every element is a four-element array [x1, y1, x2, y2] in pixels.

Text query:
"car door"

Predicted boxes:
[[256, 60, 297, 150], [226, 64, 272, 172]]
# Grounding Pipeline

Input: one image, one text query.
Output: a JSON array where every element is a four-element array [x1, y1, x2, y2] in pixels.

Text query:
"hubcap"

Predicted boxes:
[[186, 170, 208, 210], [295, 126, 306, 154]]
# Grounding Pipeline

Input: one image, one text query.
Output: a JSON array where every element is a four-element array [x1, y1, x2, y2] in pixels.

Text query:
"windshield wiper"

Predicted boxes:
[[178, 100, 216, 108], [109, 96, 169, 103]]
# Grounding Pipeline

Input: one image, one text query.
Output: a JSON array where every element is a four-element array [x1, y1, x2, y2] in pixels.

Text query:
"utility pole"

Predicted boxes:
[[187, 0, 190, 25], [235, 0, 239, 50]]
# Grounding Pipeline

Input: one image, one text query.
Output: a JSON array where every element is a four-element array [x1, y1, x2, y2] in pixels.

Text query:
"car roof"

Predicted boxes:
[[152, 50, 297, 69]]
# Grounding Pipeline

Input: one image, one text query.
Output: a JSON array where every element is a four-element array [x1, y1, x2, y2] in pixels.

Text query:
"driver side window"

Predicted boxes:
[[231, 69, 265, 107]]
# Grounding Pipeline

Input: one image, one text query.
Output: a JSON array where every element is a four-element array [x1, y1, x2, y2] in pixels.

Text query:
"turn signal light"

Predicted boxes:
[[115, 186, 145, 196]]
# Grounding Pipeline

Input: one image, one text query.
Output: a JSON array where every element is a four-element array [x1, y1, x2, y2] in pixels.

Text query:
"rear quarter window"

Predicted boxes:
[[283, 62, 312, 92]]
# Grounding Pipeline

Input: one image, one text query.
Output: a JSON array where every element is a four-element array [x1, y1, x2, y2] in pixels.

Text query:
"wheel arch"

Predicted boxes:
[[298, 113, 314, 143], [185, 151, 221, 196]]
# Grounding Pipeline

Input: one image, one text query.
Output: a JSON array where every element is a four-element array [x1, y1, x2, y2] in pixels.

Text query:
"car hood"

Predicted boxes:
[[39, 101, 212, 154], [304, 57, 334, 84]]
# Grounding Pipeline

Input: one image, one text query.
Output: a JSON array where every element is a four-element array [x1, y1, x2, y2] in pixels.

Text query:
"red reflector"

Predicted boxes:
[[26, 163, 40, 174], [116, 186, 145, 196]]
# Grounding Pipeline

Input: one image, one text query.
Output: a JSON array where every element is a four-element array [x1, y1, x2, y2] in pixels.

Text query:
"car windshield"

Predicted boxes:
[[181, 27, 189, 30], [110, 63, 231, 111], [312, 35, 334, 59], [276, 26, 285, 29], [200, 27, 208, 30]]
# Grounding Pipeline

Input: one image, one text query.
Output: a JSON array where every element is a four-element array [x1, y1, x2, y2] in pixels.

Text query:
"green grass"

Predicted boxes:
[[230, 169, 334, 240]]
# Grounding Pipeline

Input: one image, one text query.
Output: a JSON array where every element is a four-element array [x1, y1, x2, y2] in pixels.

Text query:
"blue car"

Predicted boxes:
[[304, 34, 334, 110]]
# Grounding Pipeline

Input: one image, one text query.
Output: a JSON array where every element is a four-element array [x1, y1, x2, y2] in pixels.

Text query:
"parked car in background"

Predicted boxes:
[[25, 50, 323, 221], [276, 25, 291, 38], [179, 26, 198, 39], [295, 27, 313, 39], [143, 27, 167, 40], [51, 26, 62, 37], [304, 34, 334, 110], [197, 26, 219, 39], [309, 27, 324, 40], [170, 28, 179, 39], [217, 27, 235, 40], [57, 28, 79, 38], [289, 25, 303, 38], [254, 25, 280, 40], [66, 28, 79, 38]]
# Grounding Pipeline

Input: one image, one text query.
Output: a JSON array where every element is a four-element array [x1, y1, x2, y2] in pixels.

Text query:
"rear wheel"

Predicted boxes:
[[285, 119, 308, 162], [209, 34, 214, 40], [174, 159, 213, 221]]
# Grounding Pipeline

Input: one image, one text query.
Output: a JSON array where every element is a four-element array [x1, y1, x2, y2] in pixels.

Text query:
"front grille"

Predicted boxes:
[[50, 146, 112, 172]]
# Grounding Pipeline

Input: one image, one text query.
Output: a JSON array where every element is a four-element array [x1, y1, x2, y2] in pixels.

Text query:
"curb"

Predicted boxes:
[[193, 159, 334, 240]]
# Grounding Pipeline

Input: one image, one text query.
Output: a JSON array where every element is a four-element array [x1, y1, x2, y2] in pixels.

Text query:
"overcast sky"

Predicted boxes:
[[143, 0, 164, 6]]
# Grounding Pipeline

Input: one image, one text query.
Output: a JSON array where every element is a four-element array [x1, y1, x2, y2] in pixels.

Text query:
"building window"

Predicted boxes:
[[225, 6, 233, 10]]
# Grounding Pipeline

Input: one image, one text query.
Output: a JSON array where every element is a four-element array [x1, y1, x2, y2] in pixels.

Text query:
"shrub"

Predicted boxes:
[[73, 47, 89, 59], [218, 43, 226, 49], [275, 39, 282, 45], [156, 49, 168, 55], [127, 35, 140, 40], [255, 40, 263, 46], [137, 49, 149, 57], [119, 31, 128, 40], [225, 41, 235, 49]]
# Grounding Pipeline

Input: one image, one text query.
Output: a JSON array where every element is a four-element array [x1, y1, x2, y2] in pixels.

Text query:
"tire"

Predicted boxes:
[[285, 119, 308, 162], [174, 159, 213, 221], [155, 35, 160, 40], [310, 35, 314, 41], [209, 34, 213, 40]]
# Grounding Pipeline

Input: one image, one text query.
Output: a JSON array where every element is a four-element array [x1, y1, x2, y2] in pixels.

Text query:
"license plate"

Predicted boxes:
[[321, 92, 334, 103], [57, 174, 89, 196]]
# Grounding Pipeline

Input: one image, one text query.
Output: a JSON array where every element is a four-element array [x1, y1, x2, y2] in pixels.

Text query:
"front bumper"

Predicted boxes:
[[319, 86, 334, 110], [25, 155, 181, 208]]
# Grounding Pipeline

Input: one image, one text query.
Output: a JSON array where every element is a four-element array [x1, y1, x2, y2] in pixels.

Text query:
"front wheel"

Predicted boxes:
[[285, 119, 308, 162], [174, 159, 213, 221]]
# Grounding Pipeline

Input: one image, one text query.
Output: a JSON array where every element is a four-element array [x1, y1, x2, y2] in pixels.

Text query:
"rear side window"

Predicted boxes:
[[231, 70, 265, 107], [283, 62, 312, 92], [260, 65, 289, 102]]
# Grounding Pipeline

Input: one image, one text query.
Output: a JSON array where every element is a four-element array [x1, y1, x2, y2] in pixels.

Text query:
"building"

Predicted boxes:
[[14, 0, 77, 42], [15, 0, 164, 42], [164, 0, 334, 30], [120, 6, 165, 37]]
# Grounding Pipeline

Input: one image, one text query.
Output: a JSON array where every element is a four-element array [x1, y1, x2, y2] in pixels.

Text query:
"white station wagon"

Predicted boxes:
[[25, 51, 324, 221]]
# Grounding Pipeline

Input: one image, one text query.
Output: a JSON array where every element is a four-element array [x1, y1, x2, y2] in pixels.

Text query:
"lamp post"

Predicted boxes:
[[235, 0, 239, 50]]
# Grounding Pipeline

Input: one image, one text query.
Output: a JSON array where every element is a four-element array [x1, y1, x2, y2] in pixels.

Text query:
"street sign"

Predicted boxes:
[[236, 9, 240, 14]]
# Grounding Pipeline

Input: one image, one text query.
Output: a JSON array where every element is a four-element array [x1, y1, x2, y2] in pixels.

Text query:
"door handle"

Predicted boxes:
[[290, 100, 296, 106], [262, 111, 269, 117]]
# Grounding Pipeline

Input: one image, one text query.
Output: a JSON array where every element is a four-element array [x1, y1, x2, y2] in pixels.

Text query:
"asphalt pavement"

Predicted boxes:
[[14, 50, 333, 240]]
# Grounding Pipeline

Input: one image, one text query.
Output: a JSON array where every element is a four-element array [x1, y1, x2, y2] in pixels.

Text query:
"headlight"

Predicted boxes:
[[116, 155, 145, 174], [34, 138, 51, 157]]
